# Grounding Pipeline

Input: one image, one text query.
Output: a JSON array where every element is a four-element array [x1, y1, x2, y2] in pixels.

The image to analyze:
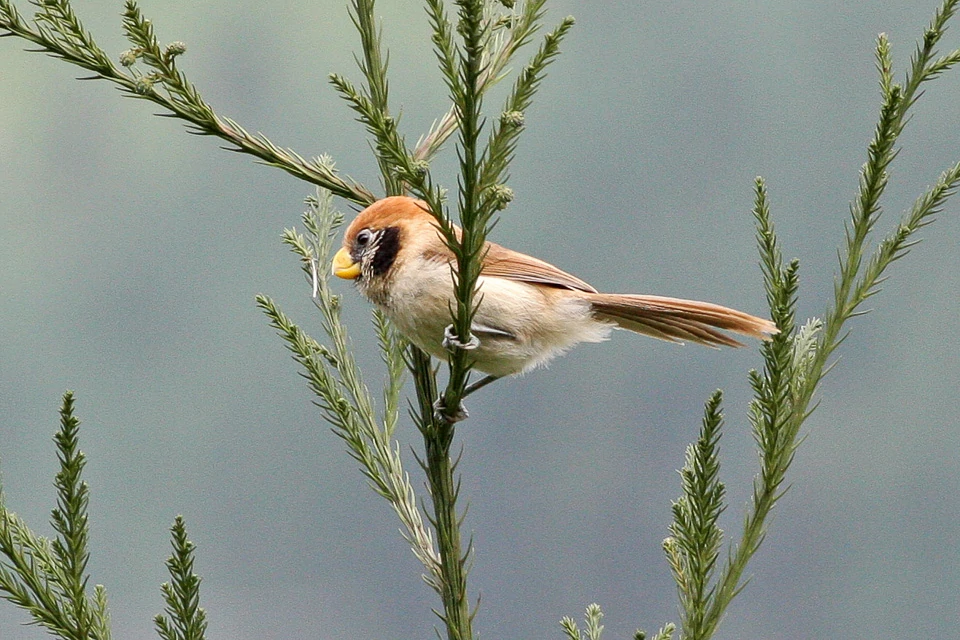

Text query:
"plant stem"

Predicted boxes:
[[423, 424, 471, 640], [440, 0, 488, 422], [409, 347, 473, 640]]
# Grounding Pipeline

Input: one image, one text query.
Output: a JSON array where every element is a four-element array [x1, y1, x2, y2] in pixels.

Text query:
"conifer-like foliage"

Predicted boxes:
[[2, 1, 960, 639], [154, 517, 208, 640], [0, 393, 112, 640], [0, 395, 208, 640]]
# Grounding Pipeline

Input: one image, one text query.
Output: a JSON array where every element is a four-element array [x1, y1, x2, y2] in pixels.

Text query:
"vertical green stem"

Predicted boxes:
[[442, 0, 487, 416], [410, 348, 473, 640], [424, 425, 471, 640], [351, 0, 402, 195], [417, 5, 486, 627]]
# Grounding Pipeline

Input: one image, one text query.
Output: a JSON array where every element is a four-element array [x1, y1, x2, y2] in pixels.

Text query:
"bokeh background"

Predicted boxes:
[[2, 1, 959, 638]]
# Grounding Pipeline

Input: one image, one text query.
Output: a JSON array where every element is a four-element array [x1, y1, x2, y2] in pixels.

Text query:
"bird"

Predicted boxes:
[[332, 196, 777, 394]]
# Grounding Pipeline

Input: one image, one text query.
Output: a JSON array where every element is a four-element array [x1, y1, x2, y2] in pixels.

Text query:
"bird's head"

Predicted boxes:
[[333, 196, 445, 302]]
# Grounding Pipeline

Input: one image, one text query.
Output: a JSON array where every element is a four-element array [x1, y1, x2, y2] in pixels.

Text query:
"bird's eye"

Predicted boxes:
[[355, 229, 373, 248]]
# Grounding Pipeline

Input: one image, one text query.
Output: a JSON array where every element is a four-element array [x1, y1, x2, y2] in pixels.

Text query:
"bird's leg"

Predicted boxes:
[[463, 374, 500, 398]]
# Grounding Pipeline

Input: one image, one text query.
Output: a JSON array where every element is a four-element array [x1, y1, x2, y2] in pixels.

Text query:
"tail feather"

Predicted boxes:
[[584, 293, 778, 348]]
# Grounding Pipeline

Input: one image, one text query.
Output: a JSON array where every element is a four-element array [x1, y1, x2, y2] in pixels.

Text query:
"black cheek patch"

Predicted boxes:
[[370, 226, 401, 276]]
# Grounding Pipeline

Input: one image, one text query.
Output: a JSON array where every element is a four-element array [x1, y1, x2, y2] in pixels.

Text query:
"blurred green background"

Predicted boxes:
[[2, 1, 959, 638]]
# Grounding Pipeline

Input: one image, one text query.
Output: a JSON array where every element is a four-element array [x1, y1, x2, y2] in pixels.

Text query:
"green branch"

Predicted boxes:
[[0, 392, 110, 640], [347, 0, 402, 195], [257, 191, 443, 593], [654, 4, 960, 639], [415, 0, 553, 162], [154, 517, 207, 640], [0, 0, 375, 204], [424, 6, 491, 631], [666, 391, 726, 638], [477, 15, 574, 208]]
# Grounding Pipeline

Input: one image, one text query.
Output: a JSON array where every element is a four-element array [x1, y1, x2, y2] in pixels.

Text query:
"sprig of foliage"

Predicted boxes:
[[816, 0, 960, 380], [478, 14, 574, 211], [154, 516, 207, 640], [633, 3, 960, 639], [0, 0, 374, 204], [687, 180, 802, 640], [0, 395, 212, 640], [564, 604, 678, 640], [560, 603, 605, 640], [417, 4, 493, 636], [50, 390, 95, 639], [665, 391, 726, 638], [257, 190, 444, 592], [347, 0, 400, 195], [0, 392, 112, 640], [415, 0, 559, 163]]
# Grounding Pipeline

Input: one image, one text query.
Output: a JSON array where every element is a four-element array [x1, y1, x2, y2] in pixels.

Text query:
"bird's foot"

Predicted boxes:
[[442, 324, 480, 351], [433, 395, 469, 424]]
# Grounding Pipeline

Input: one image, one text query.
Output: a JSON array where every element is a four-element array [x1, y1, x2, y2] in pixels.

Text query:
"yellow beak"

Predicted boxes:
[[332, 247, 362, 280]]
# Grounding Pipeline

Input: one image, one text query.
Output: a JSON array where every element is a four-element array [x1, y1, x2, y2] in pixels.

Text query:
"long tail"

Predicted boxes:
[[582, 293, 778, 347]]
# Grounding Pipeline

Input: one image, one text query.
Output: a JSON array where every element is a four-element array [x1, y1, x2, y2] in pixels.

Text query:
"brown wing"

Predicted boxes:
[[481, 241, 598, 293]]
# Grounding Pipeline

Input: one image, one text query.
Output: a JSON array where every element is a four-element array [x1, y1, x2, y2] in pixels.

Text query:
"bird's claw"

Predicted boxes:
[[433, 396, 469, 424], [442, 324, 480, 351]]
